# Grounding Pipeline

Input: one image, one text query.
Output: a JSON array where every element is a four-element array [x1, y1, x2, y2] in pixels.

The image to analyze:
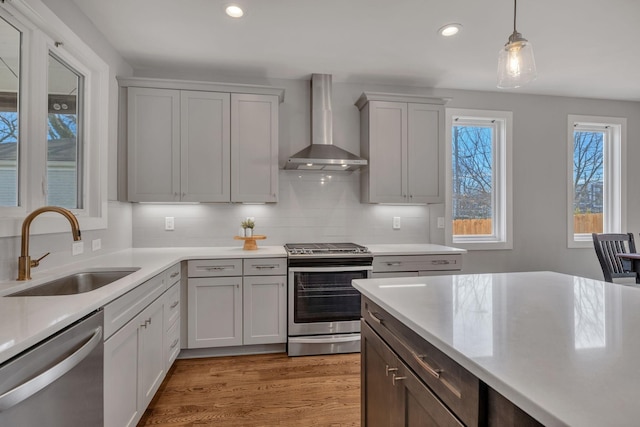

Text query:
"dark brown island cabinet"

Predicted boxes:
[[361, 297, 544, 427]]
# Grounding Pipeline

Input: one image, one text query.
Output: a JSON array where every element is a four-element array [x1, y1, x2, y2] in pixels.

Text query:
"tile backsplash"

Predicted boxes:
[[132, 171, 430, 247]]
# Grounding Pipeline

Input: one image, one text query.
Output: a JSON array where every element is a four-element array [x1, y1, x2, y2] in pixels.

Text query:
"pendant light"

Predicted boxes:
[[497, 0, 537, 88]]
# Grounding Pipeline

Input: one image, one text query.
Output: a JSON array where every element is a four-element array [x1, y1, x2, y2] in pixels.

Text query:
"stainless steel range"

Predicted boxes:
[[285, 243, 373, 356]]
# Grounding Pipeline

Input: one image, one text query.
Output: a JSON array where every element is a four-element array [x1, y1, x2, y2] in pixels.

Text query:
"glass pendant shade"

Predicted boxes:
[[497, 34, 537, 88]]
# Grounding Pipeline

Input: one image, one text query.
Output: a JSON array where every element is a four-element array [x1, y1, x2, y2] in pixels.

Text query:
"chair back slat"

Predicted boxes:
[[592, 233, 638, 283]]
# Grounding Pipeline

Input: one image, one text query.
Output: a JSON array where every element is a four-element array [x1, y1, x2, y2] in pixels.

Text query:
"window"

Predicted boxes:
[[0, 2, 109, 237], [445, 109, 512, 250], [47, 53, 83, 209], [567, 115, 626, 248], [0, 15, 21, 207]]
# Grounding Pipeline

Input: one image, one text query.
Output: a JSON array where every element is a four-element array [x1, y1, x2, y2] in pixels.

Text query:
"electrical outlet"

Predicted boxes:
[[393, 217, 401, 230], [92, 238, 102, 251], [165, 217, 175, 231], [437, 217, 445, 229], [72, 241, 84, 256]]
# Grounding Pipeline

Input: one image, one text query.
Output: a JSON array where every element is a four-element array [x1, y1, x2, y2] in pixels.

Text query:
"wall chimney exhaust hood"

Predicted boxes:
[[285, 74, 367, 171]]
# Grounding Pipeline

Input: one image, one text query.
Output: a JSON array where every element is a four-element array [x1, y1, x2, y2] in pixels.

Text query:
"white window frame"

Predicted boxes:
[[567, 115, 626, 248], [445, 109, 513, 250], [0, 0, 108, 237]]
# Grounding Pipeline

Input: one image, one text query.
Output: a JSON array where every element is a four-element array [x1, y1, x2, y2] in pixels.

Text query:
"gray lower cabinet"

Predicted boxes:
[[103, 263, 181, 427], [361, 297, 543, 427], [372, 254, 463, 278], [187, 258, 287, 349]]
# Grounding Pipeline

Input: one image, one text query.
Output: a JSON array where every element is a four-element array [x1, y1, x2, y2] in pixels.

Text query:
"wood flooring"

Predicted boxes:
[[137, 352, 361, 427]]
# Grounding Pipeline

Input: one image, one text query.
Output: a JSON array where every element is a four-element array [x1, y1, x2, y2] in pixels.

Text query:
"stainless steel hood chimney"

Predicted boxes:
[[285, 74, 367, 171]]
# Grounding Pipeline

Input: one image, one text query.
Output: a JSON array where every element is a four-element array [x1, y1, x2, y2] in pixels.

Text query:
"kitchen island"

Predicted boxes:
[[353, 271, 639, 426]]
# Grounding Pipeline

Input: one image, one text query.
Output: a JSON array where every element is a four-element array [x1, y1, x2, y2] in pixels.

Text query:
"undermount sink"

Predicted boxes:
[[8, 268, 141, 297]]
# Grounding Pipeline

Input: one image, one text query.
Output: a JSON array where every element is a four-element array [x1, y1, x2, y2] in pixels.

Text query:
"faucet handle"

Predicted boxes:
[[31, 252, 51, 267]]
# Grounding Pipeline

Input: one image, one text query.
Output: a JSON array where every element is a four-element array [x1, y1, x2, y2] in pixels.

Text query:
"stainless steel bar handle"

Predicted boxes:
[[0, 326, 103, 411], [367, 310, 383, 325], [204, 266, 234, 271], [385, 365, 398, 376], [412, 353, 441, 379], [431, 260, 451, 265], [170, 272, 179, 278], [254, 265, 277, 269], [169, 338, 179, 349], [170, 301, 179, 309], [392, 373, 407, 386], [386, 262, 402, 266]]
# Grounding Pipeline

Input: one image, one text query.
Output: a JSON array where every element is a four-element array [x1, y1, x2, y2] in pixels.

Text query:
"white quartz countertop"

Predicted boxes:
[[0, 246, 286, 363], [366, 243, 466, 255], [353, 271, 640, 427]]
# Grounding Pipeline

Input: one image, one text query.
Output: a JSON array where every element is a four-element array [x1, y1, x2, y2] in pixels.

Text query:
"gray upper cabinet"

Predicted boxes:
[[181, 90, 231, 202], [121, 78, 283, 203], [356, 92, 447, 204], [231, 93, 279, 203], [127, 87, 181, 202]]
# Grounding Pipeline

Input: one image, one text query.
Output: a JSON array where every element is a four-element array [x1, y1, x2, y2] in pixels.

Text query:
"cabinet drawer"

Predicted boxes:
[[164, 282, 180, 331], [188, 259, 242, 277], [363, 298, 481, 427], [104, 272, 166, 339], [165, 319, 181, 370], [373, 254, 462, 272], [165, 263, 181, 285], [243, 258, 287, 276]]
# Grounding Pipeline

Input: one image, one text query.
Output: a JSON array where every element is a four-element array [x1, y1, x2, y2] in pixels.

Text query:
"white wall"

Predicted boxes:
[[130, 70, 640, 281], [0, 0, 134, 281]]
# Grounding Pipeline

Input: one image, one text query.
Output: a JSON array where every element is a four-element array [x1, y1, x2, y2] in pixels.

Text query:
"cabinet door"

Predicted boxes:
[[104, 314, 142, 427], [362, 322, 463, 427], [367, 101, 407, 203], [230, 93, 279, 203], [180, 91, 231, 202], [128, 87, 180, 202], [407, 103, 443, 203], [243, 275, 287, 345], [188, 277, 243, 348], [138, 298, 166, 409]]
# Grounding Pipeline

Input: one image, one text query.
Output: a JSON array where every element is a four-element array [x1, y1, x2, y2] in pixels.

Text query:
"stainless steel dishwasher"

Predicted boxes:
[[0, 309, 104, 426]]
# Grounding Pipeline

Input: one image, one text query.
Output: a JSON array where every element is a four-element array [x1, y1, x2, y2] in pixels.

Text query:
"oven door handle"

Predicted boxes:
[[289, 266, 373, 273], [288, 335, 361, 344]]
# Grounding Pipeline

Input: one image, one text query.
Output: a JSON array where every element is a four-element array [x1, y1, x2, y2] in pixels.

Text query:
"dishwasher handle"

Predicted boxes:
[[0, 326, 103, 412]]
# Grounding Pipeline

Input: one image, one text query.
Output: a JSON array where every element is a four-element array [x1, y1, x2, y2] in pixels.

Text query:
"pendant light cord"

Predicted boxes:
[[513, 0, 518, 33]]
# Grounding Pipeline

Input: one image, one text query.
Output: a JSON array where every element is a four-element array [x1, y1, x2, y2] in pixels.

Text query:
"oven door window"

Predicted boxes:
[[293, 270, 367, 323]]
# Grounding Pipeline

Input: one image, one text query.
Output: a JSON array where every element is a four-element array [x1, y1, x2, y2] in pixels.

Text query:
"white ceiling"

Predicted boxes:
[[72, 0, 640, 101]]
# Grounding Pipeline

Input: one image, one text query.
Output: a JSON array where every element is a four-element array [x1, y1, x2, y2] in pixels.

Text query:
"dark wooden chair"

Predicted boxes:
[[592, 233, 639, 283]]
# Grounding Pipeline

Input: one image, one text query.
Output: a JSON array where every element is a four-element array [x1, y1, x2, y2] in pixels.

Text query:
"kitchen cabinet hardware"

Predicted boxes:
[[386, 262, 402, 266], [392, 374, 407, 386], [254, 265, 277, 269], [432, 260, 451, 265], [205, 266, 232, 271], [412, 352, 442, 380], [367, 310, 383, 325], [170, 272, 179, 278], [385, 365, 398, 376], [169, 300, 179, 309], [169, 338, 179, 349]]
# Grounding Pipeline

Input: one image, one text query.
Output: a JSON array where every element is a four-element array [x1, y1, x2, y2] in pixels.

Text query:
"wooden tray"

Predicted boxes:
[[234, 235, 266, 250]]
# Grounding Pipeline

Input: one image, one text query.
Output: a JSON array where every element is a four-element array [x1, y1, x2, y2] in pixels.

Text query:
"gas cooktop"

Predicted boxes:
[[284, 243, 371, 256]]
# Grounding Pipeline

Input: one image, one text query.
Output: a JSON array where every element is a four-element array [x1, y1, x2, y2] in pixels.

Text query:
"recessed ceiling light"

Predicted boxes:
[[438, 23, 462, 37], [225, 5, 244, 18]]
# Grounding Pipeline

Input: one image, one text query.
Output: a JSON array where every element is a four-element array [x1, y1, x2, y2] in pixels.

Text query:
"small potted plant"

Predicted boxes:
[[241, 218, 255, 237]]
